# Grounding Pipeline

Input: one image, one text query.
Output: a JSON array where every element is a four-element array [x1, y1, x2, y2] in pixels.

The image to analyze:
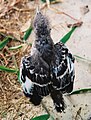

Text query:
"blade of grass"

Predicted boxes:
[[12, 55, 18, 70], [31, 114, 50, 120], [0, 37, 11, 50], [23, 26, 33, 41], [1, 111, 7, 118], [11, 55, 22, 84], [29, 43, 32, 46], [69, 88, 91, 95], [0, 32, 24, 43], [74, 55, 91, 63], [17, 70, 22, 84], [9, 43, 32, 51], [0, 66, 18, 73], [0, 32, 7, 37], [9, 45, 23, 50], [60, 27, 76, 44]]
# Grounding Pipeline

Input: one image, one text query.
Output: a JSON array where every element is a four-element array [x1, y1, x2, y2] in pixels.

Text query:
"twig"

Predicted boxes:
[[41, 101, 54, 120], [0, 53, 8, 65], [0, 32, 24, 43], [51, 0, 62, 4], [12, 55, 18, 70], [67, 21, 83, 28], [13, 7, 35, 12], [41, 3, 47, 10], [75, 107, 83, 120], [0, 29, 7, 33], [6, 51, 19, 58], [49, 7, 80, 22], [46, 0, 50, 8], [41, 101, 50, 115], [0, 0, 21, 18], [0, 59, 4, 66], [0, 32, 7, 37], [13, 2, 47, 12], [62, 12, 79, 21], [0, 80, 7, 104], [7, 76, 21, 91]]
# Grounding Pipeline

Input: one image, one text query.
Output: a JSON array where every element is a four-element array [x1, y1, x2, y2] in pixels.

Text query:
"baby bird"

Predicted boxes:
[[20, 10, 75, 112]]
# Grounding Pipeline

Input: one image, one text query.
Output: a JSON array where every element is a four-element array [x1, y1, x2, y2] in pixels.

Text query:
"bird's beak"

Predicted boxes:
[[36, 6, 40, 14]]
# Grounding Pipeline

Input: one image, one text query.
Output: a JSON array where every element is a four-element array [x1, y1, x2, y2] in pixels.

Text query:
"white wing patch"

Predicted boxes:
[[67, 56, 74, 74], [20, 58, 34, 95], [19, 58, 24, 83], [22, 76, 34, 95], [29, 69, 34, 74]]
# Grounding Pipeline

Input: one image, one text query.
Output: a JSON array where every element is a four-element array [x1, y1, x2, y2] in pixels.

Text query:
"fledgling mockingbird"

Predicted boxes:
[[20, 10, 75, 112]]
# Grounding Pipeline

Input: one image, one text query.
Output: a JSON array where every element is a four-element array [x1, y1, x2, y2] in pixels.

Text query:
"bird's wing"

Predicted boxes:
[[51, 42, 75, 93], [20, 52, 51, 96], [20, 56, 34, 95]]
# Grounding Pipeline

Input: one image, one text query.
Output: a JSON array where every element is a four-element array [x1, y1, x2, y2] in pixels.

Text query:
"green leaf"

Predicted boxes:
[[1, 111, 7, 118], [0, 66, 17, 73], [0, 32, 24, 43], [29, 43, 32, 47], [23, 26, 33, 41], [74, 55, 91, 63], [60, 27, 76, 44], [17, 70, 22, 84], [31, 114, 50, 120], [9, 45, 23, 50], [0, 37, 11, 50], [69, 88, 91, 95]]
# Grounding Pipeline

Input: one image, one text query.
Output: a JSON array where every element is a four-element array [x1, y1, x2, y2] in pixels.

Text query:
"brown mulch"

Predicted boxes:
[[0, 1, 40, 119]]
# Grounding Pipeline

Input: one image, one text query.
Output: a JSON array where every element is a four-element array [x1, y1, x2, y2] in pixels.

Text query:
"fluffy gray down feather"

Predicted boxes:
[[20, 10, 75, 112]]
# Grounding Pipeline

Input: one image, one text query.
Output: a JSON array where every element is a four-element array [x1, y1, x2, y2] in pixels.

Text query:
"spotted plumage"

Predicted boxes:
[[20, 10, 75, 112]]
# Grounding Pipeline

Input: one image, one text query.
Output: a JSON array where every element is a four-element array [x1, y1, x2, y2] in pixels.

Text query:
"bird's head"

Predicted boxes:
[[33, 9, 51, 37], [33, 8, 54, 63]]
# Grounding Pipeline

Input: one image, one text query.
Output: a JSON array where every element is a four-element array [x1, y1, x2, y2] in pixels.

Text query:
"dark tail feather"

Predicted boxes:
[[24, 90, 42, 106], [65, 81, 74, 93], [30, 90, 42, 106], [50, 87, 66, 112]]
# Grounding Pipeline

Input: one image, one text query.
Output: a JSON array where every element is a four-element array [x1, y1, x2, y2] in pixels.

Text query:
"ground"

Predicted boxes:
[[0, 0, 91, 120]]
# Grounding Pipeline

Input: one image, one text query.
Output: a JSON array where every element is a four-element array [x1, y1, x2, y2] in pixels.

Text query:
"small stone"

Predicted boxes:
[[73, 105, 75, 107]]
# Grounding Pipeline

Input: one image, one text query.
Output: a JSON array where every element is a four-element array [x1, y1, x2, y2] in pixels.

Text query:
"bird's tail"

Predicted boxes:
[[50, 86, 66, 112]]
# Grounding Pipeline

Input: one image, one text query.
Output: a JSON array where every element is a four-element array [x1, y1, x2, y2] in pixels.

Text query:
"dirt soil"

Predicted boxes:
[[0, 0, 91, 120]]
